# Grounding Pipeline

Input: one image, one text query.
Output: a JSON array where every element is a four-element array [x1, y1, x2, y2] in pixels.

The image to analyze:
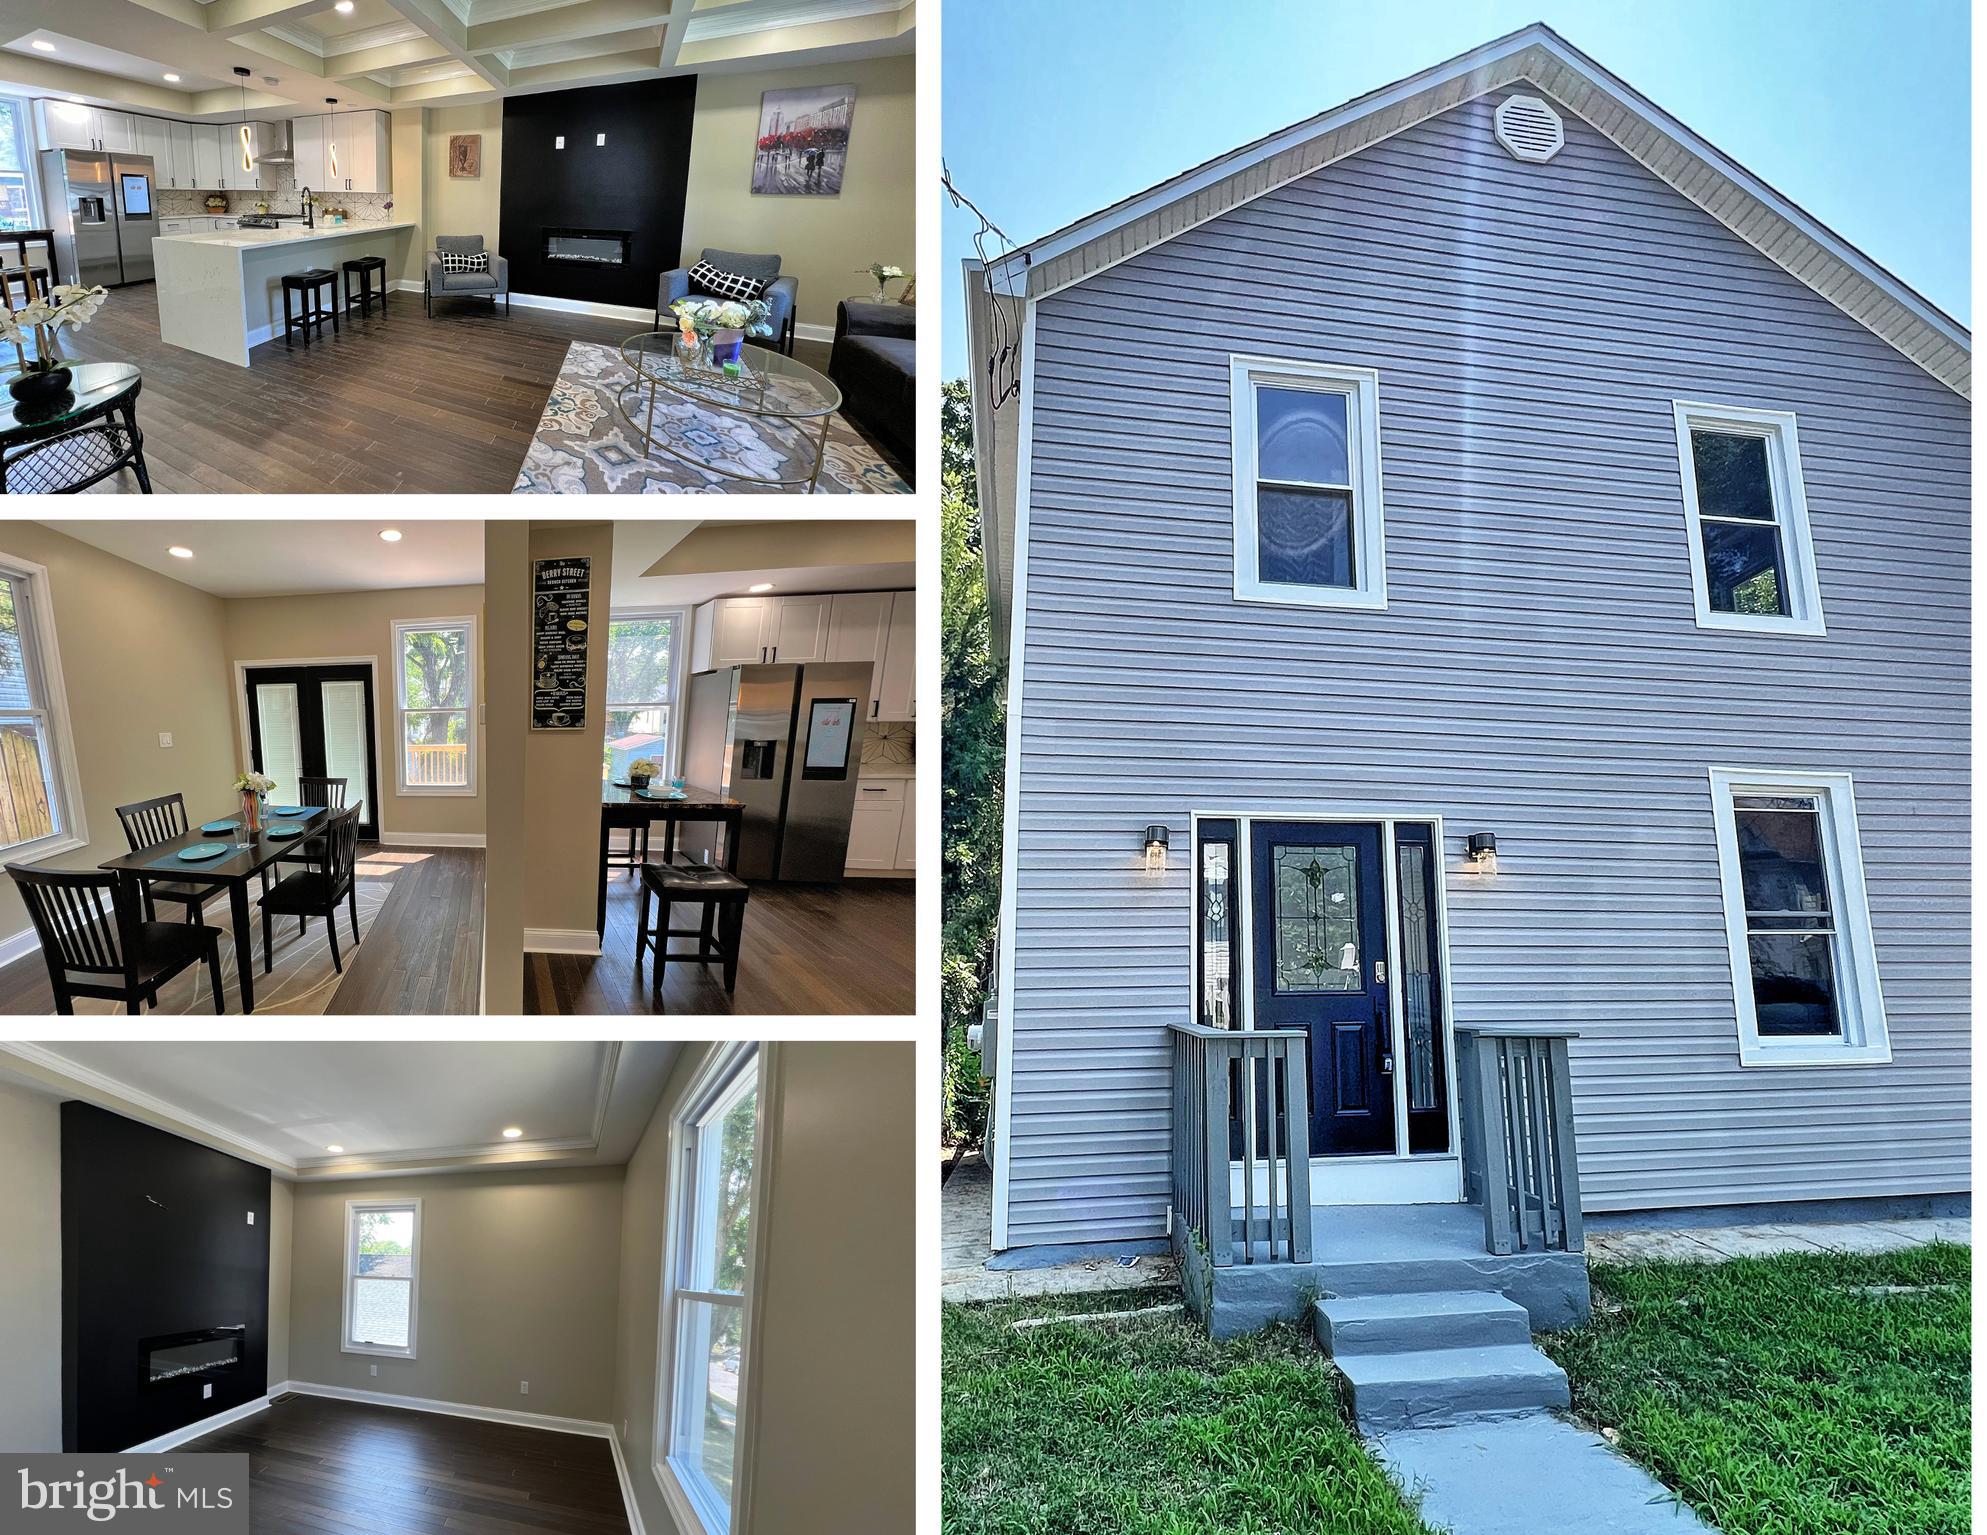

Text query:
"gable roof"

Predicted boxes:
[[963, 21, 1970, 649]]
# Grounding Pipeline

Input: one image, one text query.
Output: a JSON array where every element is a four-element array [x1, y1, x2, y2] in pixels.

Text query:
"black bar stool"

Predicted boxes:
[[281, 269, 339, 348], [637, 863, 748, 1004], [342, 254, 389, 320]]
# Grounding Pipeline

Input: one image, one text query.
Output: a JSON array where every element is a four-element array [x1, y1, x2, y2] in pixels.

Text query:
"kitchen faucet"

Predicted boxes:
[[300, 187, 314, 229]]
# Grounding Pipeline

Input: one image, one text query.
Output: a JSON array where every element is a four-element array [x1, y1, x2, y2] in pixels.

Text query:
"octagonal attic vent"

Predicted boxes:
[[1494, 94, 1564, 162]]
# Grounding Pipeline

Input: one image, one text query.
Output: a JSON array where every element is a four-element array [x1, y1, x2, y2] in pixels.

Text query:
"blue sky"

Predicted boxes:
[[940, 0, 1969, 379]]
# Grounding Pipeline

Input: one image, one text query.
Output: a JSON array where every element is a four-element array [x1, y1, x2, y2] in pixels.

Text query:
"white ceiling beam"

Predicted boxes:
[[466, 0, 670, 56], [324, 35, 455, 76], [380, 0, 508, 91], [202, 0, 343, 39], [504, 45, 662, 90]]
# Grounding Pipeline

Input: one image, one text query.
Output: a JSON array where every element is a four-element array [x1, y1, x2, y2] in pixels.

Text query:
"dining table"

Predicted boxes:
[[97, 803, 332, 1014], [598, 782, 743, 940]]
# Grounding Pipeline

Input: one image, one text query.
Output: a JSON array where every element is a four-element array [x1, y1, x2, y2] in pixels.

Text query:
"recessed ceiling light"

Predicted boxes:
[[167, 546, 193, 558], [163, 74, 180, 82], [378, 528, 402, 542], [31, 40, 55, 52], [325, 1144, 344, 1154], [335, 1, 354, 10], [501, 1126, 523, 1139], [747, 582, 774, 593]]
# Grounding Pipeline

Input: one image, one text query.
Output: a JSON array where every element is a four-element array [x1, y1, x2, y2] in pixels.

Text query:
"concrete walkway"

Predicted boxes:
[[1377, 1415, 1715, 1535], [1586, 1215, 1968, 1264]]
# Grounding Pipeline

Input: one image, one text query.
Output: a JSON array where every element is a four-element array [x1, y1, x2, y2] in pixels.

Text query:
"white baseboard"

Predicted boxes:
[[0, 922, 38, 967], [123, 1390, 277, 1453], [282, 1381, 610, 1439], [794, 319, 834, 343], [378, 832, 487, 848], [510, 290, 655, 324], [525, 927, 602, 956], [607, 1426, 648, 1535]]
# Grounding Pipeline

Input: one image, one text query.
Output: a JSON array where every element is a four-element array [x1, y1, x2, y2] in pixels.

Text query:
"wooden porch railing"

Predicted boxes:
[[406, 742, 468, 786], [1456, 1024, 1584, 1256], [1168, 1021, 1312, 1266]]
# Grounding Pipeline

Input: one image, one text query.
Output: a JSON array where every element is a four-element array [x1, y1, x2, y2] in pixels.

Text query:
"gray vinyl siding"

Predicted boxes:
[[1004, 89, 1968, 1247]]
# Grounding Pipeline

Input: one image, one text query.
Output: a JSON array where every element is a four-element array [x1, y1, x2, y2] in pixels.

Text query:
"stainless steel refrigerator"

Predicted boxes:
[[680, 661, 874, 881], [39, 149, 158, 288]]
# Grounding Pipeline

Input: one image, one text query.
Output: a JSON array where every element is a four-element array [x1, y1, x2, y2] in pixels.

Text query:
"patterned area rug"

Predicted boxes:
[[73, 866, 392, 1015], [512, 341, 909, 495]]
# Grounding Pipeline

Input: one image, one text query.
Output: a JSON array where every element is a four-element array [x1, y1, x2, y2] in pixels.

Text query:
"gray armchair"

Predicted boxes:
[[657, 247, 797, 354], [425, 234, 510, 317]]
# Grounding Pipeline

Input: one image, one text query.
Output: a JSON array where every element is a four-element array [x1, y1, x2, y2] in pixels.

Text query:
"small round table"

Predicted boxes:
[[0, 362, 151, 494], [616, 334, 842, 492]]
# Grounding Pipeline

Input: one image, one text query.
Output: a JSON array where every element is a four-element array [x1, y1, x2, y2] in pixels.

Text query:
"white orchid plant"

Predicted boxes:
[[671, 295, 773, 340], [233, 771, 277, 795], [0, 280, 108, 374], [862, 262, 906, 286]]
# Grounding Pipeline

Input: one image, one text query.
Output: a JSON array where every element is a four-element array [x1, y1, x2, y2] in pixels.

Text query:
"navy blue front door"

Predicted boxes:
[[1251, 821, 1394, 1156]]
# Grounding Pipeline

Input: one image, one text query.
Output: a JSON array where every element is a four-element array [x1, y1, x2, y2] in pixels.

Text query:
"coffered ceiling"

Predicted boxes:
[[1, 0, 913, 120], [0, 1040, 682, 1179]]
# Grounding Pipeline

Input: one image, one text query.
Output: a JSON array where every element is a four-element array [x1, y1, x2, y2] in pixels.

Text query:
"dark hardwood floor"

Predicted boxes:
[[525, 869, 914, 1015], [56, 282, 893, 493], [187, 1393, 630, 1535], [0, 844, 483, 1015]]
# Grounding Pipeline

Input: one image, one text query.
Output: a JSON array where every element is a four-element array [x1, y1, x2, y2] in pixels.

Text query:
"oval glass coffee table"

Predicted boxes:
[[617, 334, 842, 492], [0, 361, 150, 493]]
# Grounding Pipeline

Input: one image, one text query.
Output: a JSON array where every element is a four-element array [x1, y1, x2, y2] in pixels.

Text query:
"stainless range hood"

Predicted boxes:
[[250, 119, 293, 165]]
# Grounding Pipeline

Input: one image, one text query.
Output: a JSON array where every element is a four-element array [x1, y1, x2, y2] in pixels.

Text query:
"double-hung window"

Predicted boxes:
[[0, 553, 83, 861], [656, 1042, 764, 1535], [0, 99, 39, 234], [1231, 357, 1386, 608], [342, 1199, 421, 1357], [603, 611, 684, 784], [1708, 768, 1888, 1066], [1673, 402, 1823, 634], [393, 617, 476, 795]]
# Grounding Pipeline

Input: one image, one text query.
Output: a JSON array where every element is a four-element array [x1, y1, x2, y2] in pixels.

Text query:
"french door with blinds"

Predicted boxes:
[[244, 664, 380, 841]]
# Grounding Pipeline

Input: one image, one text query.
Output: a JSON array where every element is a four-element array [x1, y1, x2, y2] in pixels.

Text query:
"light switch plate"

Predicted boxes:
[[246, 1211, 255, 1225], [158, 733, 173, 748], [203, 1383, 212, 1400], [519, 1381, 529, 1395], [370, 1364, 378, 1377]]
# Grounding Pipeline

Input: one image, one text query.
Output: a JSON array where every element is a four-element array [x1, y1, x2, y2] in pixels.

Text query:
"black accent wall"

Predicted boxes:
[[62, 1102, 271, 1452], [499, 77, 699, 309]]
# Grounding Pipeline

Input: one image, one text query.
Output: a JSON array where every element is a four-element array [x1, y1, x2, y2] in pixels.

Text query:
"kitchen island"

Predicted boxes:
[[152, 220, 418, 367]]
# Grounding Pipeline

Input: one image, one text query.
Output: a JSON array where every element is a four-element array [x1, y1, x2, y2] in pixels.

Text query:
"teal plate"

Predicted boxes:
[[638, 789, 687, 800], [200, 820, 239, 834], [177, 842, 229, 861], [266, 823, 305, 840], [266, 805, 308, 817]]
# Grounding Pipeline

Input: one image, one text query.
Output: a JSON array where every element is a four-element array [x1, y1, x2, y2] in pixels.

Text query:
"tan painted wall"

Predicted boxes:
[[390, 109, 428, 286], [0, 523, 238, 948], [481, 523, 529, 1011], [423, 102, 505, 260], [267, 1178, 292, 1385], [613, 1042, 916, 1535], [0, 1078, 62, 1451], [287, 1168, 625, 1421], [523, 522, 612, 940], [680, 54, 915, 333], [221, 585, 487, 842]]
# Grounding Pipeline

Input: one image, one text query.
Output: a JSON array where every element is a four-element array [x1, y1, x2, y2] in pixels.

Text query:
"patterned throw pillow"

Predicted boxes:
[[440, 250, 490, 273], [689, 259, 768, 302]]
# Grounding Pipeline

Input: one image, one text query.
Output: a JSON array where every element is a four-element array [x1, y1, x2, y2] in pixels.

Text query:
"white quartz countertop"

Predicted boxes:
[[153, 220, 418, 249]]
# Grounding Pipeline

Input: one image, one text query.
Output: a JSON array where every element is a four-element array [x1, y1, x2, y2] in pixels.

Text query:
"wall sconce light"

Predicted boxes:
[[555, 135, 565, 149], [1143, 823, 1169, 873], [1466, 831, 1498, 872]]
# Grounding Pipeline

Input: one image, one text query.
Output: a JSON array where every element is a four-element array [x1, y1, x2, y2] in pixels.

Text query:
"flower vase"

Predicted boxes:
[[710, 327, 744, 367], [870, 280, 889, 303], [242, 790, 263, 836], [674, 331, 707, 370], [9, 342, 72, 405]]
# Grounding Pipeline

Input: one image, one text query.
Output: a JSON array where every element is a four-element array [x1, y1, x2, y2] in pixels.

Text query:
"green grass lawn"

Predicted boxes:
[[943, 1290, 1437, 1535], [1539, 1242, 1970, 1535]]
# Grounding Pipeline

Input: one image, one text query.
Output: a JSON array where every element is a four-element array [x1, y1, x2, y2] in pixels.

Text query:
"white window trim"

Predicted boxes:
[[0, 551, 87, 866], [391, 615, 477, 798], [606, 606, 691, 782], [1707, 767, 1889, 1068], [651, 1041, 776, 1535], [340, 1197, 422, 1359], [0, 96, 44, 232], [1230, 356, 1387, 610], [1672, 401, 1825, 636]]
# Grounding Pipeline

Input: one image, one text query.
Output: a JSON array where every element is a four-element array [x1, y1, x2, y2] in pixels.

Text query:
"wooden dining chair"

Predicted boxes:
[[260, 805, 363, 976], [277, 777, 349, 872], [115, 792, 227, 925], [4, 864, 224, 1014]]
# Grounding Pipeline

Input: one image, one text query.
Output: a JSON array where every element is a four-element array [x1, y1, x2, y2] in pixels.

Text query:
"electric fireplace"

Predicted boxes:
[[143, 1326, 246, 1387], [543, 227, 631, 266]]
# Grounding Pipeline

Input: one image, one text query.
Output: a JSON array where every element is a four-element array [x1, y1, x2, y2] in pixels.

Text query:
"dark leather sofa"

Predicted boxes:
[[828, 299, 915, 479]]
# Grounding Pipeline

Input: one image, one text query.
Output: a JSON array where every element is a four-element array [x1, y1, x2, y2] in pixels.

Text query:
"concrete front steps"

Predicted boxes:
[[1316, 1289, 1570, 1432]]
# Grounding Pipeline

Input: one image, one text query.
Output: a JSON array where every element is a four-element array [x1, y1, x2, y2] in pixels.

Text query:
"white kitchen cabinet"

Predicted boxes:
[[767, 593, 830, 664], [98, 111, 137, 153], [877, 590, 915, 721], [168, 122, 197, 188], [191, 124, 226, 190], [846, 779, 906, 872], [328, 110, 390, 194], [693, 596, 772, 670], [892, 788, 916, 869], [36, 100, 132, 152], [135, 116, 175, 183], [827, 591, 892, 662], [290, 116, 327, 191]]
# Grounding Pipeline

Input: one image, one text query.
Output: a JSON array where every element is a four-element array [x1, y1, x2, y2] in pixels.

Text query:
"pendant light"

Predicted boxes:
[[233, 66, 254, 178]]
